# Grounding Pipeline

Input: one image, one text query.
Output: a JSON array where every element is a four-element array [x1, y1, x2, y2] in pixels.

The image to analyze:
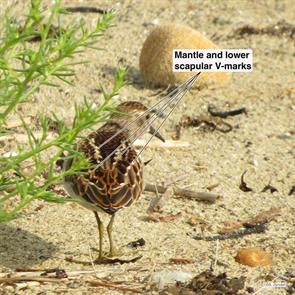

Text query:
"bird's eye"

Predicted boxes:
[[146, 114, 150, 120]]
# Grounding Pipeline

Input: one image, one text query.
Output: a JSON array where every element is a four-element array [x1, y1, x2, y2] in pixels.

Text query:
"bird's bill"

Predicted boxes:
[[150, 108, 165, 118], [149, 126, 165, 142]]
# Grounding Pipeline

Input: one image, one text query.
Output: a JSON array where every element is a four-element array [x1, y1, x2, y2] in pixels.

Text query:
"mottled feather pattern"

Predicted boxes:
[[67, 122, 144, 215], [62, 80, 198, 258]]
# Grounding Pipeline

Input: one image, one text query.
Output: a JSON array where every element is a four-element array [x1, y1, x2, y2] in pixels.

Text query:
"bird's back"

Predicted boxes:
[[64, 122, 144, 214]]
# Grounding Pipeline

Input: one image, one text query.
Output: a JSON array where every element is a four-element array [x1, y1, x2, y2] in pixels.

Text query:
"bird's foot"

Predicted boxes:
[[94, 255, 112, 264], [108, 247, 124, 258], [94, 254, 142, 264], [93, 248, 124, 264]]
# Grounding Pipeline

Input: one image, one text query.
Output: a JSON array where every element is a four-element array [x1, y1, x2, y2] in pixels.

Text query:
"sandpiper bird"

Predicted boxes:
[[63, 73, 200, 261], [63, 101, 165, 259]]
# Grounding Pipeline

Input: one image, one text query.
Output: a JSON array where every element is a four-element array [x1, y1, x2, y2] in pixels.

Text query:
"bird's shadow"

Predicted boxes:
[[0, 223, 57, 270]]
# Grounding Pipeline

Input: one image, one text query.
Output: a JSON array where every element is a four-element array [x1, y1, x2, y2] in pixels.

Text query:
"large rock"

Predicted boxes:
[[140, 23, 231, 88]]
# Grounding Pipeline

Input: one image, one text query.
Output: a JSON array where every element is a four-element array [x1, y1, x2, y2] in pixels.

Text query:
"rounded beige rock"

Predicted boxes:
[[235, 247, 272, 267], [139, 23, 231, 88]]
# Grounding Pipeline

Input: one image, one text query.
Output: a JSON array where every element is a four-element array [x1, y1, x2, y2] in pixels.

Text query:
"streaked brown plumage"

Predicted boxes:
[[63, 101, 164, 259], [73, 123, 144, 214]]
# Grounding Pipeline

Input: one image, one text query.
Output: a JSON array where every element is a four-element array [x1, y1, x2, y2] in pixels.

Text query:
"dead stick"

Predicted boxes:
[[0, 268, 134, 279], [174, 187, 219, 203], [0, 276, 67, 284], [65, 6, 108, 14], [144, 183, 219, 203]]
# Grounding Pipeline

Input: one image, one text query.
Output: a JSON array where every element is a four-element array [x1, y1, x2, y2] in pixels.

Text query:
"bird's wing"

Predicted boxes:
[[72, 129, 144, 214]]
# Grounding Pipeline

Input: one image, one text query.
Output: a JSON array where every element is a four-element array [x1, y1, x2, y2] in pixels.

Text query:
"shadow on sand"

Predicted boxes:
[[0, 223, 57, 270]]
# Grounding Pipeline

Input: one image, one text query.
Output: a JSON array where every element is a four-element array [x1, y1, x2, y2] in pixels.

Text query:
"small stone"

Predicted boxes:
[[187, 216, 199, 226], [150, 270, 194, 289], [235, 247, 272, 267], [151, 19, 159, 26], [2, 151, 18, 157]]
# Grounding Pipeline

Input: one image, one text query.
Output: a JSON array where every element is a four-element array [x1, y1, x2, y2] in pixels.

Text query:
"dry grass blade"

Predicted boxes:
[[169, 257, 195, 265], [65, 255, 142, 265], [7, 269, 111, 277], [144, 183, 220, 203], [0, 276, 67, 284], [65, 6, 108, 14], [88, 279, 143, 293]]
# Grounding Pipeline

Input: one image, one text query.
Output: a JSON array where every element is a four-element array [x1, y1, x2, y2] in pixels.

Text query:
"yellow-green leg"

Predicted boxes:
[[94, 212, 104, 259], [107, 214, 118, 257]]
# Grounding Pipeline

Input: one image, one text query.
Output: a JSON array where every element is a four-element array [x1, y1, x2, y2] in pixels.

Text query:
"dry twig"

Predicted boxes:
[[88, 279, 143, 293], [195, 222, 268, 241], [233, 20, 295, 39], [0, 276, 67, 284], [65, 255, 142, 265], [208, 104, 247, 118], [145, 183, 219, 203], [65, 6, 108, 14], [173, 115, 233, 139], [219, 207, 281, 234], [169, 257, 195, 265]]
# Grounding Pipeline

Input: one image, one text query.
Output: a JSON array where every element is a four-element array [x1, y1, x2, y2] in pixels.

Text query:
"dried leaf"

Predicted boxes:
[[239, 171, 253, 192], [219, 207, 281, 234], [147, 212, 181, 222], [234, 21, 295, 39], [66, 255, 142, 265], [169, 257, 195, 265], [288, 185, 295, 196], [219, 222, 243, 234], [40, 268, 67, 279], [187, 216, 200, 226], [208, 104, 247, 118], [249, 207, 281, 224], [127, 238, 145, 248], [261, 184, 278, 193], [170, 270, 246, 294]]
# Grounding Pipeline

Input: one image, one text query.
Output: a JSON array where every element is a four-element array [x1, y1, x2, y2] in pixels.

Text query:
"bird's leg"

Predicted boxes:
[[107, 214, 120, 257], [94, 212, 104, 260]]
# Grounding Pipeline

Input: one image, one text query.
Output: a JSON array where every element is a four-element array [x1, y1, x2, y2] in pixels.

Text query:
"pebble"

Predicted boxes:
[[235, 247, 272, 267], [150, 270, 194, 289]]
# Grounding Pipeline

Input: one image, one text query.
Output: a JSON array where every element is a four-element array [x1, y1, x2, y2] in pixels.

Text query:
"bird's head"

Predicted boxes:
[[111, 101, 165, 142]]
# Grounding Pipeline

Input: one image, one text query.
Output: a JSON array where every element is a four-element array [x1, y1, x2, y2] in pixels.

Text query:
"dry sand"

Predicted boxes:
[[0, 0, 294, 294]]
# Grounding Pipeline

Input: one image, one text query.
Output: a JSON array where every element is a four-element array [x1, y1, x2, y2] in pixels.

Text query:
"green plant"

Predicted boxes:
[[0, 0, 126, 222]]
